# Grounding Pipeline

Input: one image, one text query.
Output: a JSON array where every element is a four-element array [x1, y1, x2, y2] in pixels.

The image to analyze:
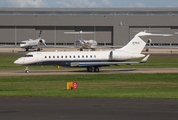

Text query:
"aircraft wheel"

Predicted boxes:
[[25, 70, 29, 73], [94, 67, 99, 72], [87, 67, 93, 72]]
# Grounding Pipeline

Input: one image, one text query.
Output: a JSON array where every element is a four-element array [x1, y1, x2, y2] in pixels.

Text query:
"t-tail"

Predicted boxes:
[[117, 31, 172, 54]]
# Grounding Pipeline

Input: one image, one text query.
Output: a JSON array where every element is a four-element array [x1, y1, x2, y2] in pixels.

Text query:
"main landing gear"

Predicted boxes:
[[87, 66, 99, 72], [25, 66, 30, 73]]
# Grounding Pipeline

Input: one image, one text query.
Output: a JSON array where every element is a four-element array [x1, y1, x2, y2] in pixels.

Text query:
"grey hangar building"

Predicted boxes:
[[0, 8, 178, 46]]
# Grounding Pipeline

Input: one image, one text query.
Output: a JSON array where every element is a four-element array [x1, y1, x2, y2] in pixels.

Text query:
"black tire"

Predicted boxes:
[[87, 67, 93, 72], [94, 67, 99, 72]]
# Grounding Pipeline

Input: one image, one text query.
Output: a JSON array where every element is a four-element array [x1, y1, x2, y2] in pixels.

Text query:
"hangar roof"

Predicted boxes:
[[0, 8, 178, 15]]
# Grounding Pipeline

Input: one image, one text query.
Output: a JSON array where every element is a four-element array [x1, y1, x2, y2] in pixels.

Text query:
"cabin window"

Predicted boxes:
[[53, 56, 55, 58], [73, 56, 75, 58], [57, 56, 59, 58], [45, 56, 47, 58], [86, 55, 88, 58], [69, 56, 71, 58], [78, 56, 80, 58], [65, 56, 67, 58], [94, 55, 96, 58], [49, 56, 51, 58], [20, 42, 26, 44], [61, 56, 63, 58], [24, 55, 33, 57], [90, 55, 92, 58]]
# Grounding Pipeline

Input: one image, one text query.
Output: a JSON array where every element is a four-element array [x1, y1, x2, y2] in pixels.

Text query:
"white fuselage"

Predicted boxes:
[[14, 50, 145, 67], [20, 39, 45, 49]]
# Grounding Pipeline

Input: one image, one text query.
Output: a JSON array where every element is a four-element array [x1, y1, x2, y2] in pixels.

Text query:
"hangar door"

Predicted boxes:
[[171, 27, 178, 45], [0, 26, 15, 44]]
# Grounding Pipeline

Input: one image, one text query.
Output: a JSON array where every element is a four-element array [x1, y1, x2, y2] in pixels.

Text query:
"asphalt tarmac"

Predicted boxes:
[[1, 97, 178, 120], [0, 68, 178, 76]]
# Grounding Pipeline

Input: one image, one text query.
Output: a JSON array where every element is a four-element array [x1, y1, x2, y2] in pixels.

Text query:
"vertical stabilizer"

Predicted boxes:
[[117, 31, 172, 54]]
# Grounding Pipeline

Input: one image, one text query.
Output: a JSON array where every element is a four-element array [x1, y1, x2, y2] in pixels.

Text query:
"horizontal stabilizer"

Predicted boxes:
[[139, 34, 172, 37], [140, 54, 150, 63], [64, 31, 94, 35]]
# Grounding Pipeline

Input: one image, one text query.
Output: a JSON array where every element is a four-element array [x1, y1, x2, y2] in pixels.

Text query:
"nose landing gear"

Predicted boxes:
[[25, 66, 30, 73]]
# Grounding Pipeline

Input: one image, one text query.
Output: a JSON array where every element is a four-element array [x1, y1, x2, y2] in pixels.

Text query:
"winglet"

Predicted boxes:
[[140, 54, 150, 63]]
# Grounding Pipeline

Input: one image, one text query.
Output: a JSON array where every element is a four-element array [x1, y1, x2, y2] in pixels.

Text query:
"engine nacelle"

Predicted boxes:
[[109, 51, 122, 60], [39, 39, 44, 43], [147, 39, 151, 44], [109, 51, 135, 61], [38, 39, 46, 45]]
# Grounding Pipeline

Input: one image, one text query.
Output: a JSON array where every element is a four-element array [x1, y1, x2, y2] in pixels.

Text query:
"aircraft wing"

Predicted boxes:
[[70, 54, 150, 67], [70, 62, 138, 67], [145, 46, 178, 49], [97, 45, 122, 48], [0, 45, 20, 48], [31, 45, 76, 48]]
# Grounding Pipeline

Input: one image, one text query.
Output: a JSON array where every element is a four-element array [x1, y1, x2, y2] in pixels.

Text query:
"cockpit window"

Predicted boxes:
[[20, 42, 26, 44], [24, 55, 33, 57]]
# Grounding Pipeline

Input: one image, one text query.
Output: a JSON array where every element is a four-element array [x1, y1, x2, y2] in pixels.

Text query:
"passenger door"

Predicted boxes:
[[37, 53, 43, 65]]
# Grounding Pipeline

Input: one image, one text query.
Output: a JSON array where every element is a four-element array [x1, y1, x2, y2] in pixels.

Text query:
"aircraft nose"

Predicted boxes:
[[14, 60, 19, 64], [14, 59, 22, 65]]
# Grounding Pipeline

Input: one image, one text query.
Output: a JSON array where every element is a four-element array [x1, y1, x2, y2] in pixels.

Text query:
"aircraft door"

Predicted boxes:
[[37, 53, 43, 65]]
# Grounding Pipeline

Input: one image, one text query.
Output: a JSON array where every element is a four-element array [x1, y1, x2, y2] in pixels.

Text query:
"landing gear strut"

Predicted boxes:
[[25, 48, 29, 51], [87, 67, 99, 72], [37, 48, 41, 51], [25, 66, 30, 73]]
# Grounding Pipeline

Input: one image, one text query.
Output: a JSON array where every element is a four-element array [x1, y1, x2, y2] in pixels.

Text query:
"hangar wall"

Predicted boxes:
[[0, 26, 113, 45], [0, 8, 178, 46]]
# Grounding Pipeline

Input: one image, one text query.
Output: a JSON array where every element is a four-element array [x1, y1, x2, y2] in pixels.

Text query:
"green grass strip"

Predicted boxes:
[[0, 73, 178, 99]]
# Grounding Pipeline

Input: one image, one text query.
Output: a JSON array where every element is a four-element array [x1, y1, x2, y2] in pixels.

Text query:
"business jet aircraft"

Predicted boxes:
[[64, 31, 121, 51], [14, 31, 171, 73], [20, 30, 46, 51]]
